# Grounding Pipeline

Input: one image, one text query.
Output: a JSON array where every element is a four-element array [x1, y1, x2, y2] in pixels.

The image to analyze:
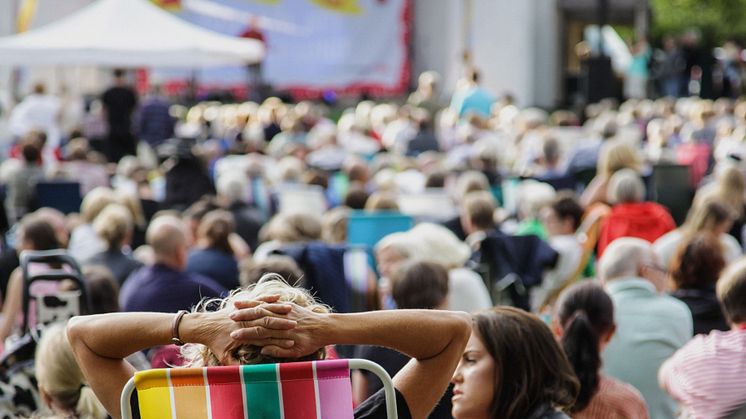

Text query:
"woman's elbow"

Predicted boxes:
[[66, 316, 86, 351], [450, 311, 473, 347]]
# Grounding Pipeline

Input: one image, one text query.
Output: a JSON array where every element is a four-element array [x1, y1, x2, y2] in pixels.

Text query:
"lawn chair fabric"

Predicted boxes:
[[132, 360, 354, 419]]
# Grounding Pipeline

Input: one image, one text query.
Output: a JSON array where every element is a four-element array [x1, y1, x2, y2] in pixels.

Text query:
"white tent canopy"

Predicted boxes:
[[0, 0, 264, 68]]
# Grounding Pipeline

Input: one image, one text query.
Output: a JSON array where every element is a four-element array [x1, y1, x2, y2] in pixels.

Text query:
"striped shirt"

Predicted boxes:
[[575, 375, 649, 419], [659, 329, 746, 419]]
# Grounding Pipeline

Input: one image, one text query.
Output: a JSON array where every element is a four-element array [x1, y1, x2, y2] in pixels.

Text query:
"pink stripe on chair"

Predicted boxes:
[[316, 359, 354, 419]]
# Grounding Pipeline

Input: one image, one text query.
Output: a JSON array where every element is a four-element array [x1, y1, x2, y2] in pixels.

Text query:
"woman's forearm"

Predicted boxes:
[[67, 312, 215, 359], [319, 310, 472, 361]]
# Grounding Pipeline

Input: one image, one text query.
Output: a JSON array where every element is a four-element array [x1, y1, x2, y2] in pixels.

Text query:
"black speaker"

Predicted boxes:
[[581, 56, 614, 103]]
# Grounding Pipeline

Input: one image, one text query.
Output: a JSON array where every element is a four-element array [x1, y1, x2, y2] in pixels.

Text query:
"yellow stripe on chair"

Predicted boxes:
[[134, 369, 174, 419]]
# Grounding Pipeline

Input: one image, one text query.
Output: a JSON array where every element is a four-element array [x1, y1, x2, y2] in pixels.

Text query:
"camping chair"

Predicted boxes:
[[121, 359, 398, 419], [33, 181, 83, 214]]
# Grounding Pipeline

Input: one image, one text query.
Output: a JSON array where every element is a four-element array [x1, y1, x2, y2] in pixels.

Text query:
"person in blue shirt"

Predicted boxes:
[[450, 69, 496, 119]]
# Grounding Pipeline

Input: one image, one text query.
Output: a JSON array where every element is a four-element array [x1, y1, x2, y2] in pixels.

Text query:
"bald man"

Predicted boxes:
[[119, 215, 226, 313]]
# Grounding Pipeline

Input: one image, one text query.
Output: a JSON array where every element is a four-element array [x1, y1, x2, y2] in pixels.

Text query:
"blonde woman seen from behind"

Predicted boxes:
[[35, 323, 107, 419]]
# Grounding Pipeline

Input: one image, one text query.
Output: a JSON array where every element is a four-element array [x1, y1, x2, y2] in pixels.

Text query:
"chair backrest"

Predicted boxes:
[[121, 359, 397, 419], [397, 189, 457, 222], [20, 249, 89, 336], [33, 181, 82, 214], [347, 212, 413, 250], [651, 164, 692, 226], [276, 185, 328, 216]]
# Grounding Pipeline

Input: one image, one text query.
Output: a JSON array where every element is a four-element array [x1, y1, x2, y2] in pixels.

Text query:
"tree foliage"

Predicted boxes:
[[651, 0, 746, 43]]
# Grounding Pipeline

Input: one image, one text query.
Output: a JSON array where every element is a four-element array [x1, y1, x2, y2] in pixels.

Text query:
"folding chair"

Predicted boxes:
[[121, 359, 398, 419]]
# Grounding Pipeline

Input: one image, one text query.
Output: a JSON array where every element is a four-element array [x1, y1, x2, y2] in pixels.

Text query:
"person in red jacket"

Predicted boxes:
[[597, 169, 676, 257]]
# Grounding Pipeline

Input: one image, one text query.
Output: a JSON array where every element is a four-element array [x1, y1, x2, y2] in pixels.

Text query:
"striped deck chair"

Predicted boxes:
[[121, 359, 397, 419]]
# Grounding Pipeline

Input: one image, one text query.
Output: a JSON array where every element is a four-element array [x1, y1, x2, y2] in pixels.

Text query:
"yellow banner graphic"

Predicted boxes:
[[16, 0, 38, 33], [310, 0, 362, 14]]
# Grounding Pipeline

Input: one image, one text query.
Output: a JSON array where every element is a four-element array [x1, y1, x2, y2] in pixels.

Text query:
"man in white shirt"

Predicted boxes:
[[9, 83, 62, 149]]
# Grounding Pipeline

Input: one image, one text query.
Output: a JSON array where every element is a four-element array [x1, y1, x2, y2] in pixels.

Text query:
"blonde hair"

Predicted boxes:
[[80, 187, 117, 223], [409, 223, 471, 269], [181, 275, 329, 367], [597, 141, 641, 179], [321, 207, 351, 244], [713, 166, 746, 218], [92, 204, 133, 249], [682, 196, 737, 237], [260, 213, 322, 244], [35, 323, 107, 419], [365, 191, 400, 212]]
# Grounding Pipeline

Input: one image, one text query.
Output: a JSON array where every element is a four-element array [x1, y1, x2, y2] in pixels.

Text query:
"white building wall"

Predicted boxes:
[[411, 0, 561, 108]]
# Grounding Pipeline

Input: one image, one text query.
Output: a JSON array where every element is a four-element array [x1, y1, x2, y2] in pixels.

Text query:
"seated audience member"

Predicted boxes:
[[354, 260, 453, 418], [67, 187, 118, 262], [697, 165, 746, 246], [460, 191, 499, 251], [238, 255, 305, 288], [409, 223, 492, 312], [451, 306, 579, 419], [580, 140, 641, 208], [186, 209, 240, 290], [514, 180, 555, 239], [85, 204, 142, 285], [600, 238, 692, 419], [0, 215, 62, 343], [668, 233, 730, 335], [533, 192, 584, 311], [3, 141, 45, 223], [252, 212, 322, 261], [443, 171, 492, 240], [554, 282, 648, 418], [364, 191, 400, 212], [343, 186, 370, 210], [654, 197, 739, 268], [321, 206, 351, 244], [68, 276, 472, 419], [60, 137, 110, 196], [597, 169, 676, 257], [659, 256, 746, 418], [182, 197, 250, 260], [119, 215, 226, 313], [216, 172, 264, 252], [35, 323, 107, 419], [531, 136, 564, 178]]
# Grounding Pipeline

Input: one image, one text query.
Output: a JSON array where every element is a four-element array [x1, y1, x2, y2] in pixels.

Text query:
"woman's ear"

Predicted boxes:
[[599, 324, 617, 351]]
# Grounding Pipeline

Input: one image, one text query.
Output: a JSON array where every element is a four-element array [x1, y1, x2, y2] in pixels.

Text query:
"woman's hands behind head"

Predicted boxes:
[[230, 297, 328, 360], [193, 295, 298, 365]]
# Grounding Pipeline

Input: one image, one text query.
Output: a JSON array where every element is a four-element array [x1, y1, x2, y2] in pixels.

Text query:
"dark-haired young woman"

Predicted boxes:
[[554, 281, 649, 418], [451, 306, 579, 419]]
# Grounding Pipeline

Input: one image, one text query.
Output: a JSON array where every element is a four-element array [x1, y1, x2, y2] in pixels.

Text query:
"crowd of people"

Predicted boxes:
[[0, 66, 745, 418]]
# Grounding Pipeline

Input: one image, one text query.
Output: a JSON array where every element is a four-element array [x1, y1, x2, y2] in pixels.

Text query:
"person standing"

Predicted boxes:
[[101, 69, 138, 163], [9, 83, 62, 159], [136, 85, 174, 148]]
